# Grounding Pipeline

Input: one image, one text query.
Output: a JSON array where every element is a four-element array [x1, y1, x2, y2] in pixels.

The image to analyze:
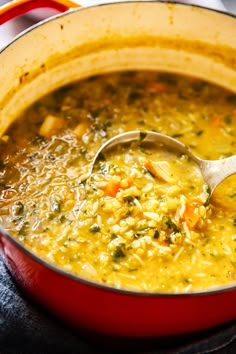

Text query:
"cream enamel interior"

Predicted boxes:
[[0, 2, 236, 137]]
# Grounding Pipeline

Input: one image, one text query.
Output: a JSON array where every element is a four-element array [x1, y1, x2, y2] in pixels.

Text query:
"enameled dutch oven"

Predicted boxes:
[[0, 0, 236, 339]]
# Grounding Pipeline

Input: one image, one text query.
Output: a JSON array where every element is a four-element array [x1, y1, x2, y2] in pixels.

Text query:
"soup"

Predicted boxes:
[[0, 71, 235, 293]]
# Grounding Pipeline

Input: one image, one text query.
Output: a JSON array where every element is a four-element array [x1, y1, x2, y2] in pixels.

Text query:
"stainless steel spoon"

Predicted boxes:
[[85, 130, 236, 197]]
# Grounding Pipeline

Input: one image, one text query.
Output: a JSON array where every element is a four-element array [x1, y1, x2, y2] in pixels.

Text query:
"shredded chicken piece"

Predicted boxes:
[[145, 160, 174, 183]]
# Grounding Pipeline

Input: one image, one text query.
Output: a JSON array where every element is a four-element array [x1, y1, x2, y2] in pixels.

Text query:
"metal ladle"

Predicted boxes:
[[85, 130, 236, 199]]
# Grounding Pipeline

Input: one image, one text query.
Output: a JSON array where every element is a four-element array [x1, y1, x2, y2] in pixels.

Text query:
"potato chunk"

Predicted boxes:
[[73, 121, 91, 139], [39, 115, 65, 138]]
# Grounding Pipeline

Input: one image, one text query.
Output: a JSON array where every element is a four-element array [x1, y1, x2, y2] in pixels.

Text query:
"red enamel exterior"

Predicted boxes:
[[1, 228, 236, 337], [0, 0, 236, 338]]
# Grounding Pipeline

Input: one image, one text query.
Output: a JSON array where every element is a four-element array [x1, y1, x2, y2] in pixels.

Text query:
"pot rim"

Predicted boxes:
[[1, 0, 236, 298]]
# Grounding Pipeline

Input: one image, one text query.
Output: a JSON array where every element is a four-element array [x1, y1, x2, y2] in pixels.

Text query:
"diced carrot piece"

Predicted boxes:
[[211, 115, 222, 130], [181, 199, 203, 229], [146, 82, 167, 93], [159, 240, 170, 247], [103, 178, 133, 197], [103, 180, 121, 197]]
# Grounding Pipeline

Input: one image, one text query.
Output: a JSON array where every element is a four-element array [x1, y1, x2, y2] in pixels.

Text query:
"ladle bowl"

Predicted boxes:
[[87, 130, 236, 199]]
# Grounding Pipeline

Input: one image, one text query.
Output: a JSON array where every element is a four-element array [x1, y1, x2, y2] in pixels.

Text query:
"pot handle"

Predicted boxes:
[[0, 0, 80, 25]]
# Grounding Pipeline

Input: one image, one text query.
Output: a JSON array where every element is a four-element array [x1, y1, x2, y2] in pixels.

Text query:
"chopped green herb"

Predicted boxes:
[[51, 196, 61, 212], [172, 133, 183, 138], [59, 215, 67, 223], [153, 229, 160, 239], [204, 185, 211, 206], [139, 145, 152, 155], [79, 146, 87, 156], [162, 216, 181, 233], [196, 130, 203, 136], [18, 221, 29, 237], [137, 120, 145, 125], [12, 201, 24, 216], [128, 91, 142, 104], [123, 195, 135, 205], [97, 153, 106, 163], [47, 153, 56, 161], [111, 233, 118, 240], [28, 152, 39, 161], [139, 131, 147, 141], [134, 227, 150, 238], [112, 245, 126, 261], [224, 115, 232, 125], [89, 224, 101, 233], [99, 162, 109, 174]]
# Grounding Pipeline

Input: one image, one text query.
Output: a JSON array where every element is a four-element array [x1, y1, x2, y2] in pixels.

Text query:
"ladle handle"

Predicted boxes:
[[0, 0, 80, 25], [200, 155, 236, 191]]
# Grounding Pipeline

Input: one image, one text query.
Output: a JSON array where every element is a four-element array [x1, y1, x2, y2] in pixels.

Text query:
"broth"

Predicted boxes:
[[0, 71, 235, 292]]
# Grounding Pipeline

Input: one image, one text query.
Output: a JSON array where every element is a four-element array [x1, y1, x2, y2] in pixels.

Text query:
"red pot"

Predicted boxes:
[[0, 0, 236, 338]]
